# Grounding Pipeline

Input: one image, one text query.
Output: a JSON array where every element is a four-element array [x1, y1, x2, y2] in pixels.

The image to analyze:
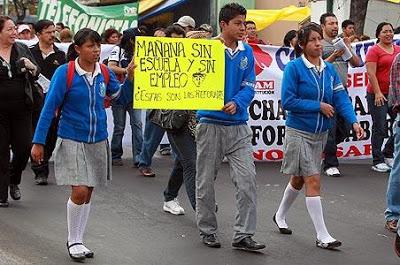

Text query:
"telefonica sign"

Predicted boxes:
[[37, 0, 139, 33]]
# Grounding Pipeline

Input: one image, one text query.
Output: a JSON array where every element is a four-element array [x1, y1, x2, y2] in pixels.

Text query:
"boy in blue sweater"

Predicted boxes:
[[196, 3, 265, 251]]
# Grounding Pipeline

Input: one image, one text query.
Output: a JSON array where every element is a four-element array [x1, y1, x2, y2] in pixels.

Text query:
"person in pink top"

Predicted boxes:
[[366, 22, 400, 175]]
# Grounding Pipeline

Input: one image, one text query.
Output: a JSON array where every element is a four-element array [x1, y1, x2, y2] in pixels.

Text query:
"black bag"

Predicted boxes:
[[149, 109, 189, 131], [31, 80, 44, 110]]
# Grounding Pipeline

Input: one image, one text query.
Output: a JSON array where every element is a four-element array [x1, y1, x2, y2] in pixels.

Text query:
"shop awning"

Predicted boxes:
[[139, 0, 188, 21], [247, 6, 311, 31]]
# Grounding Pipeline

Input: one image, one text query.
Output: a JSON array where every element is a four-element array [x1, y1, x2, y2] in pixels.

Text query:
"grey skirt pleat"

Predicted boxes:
[[280, 127, 328, 177], [53, 138, 112, 187]]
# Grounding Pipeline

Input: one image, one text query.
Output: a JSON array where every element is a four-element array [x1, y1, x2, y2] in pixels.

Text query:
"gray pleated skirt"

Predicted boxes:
[[280, 127, 328, 177], [53, 138, 112, 187]]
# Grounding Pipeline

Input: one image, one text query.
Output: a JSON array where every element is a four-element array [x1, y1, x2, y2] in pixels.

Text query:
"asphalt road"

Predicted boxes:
[[0, 155, 398, 265]]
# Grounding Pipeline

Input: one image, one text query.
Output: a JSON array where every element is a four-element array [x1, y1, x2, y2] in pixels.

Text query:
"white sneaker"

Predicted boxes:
[[324, 167, 341, 177], [385, 158, 394, 168], [163, 199, 185, 215], [372, 163, 391, 173]]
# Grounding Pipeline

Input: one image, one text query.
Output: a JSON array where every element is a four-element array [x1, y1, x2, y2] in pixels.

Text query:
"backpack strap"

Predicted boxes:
[[57, 61, 75, 117], [66, 61, 75, 90], [99, 63, 110, 85]]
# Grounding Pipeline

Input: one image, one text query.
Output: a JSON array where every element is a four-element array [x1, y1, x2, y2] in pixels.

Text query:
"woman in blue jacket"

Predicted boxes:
[[272, 23, 364, 249], [31, 28, 134, 261]]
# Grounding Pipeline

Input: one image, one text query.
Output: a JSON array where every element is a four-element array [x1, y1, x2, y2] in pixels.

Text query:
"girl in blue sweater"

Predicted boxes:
[[31, 28, 134, 261], [273, 23, 364, 249]]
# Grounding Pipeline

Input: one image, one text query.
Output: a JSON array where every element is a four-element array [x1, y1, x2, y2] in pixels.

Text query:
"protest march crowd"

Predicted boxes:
[[1, 1, 400, 262]]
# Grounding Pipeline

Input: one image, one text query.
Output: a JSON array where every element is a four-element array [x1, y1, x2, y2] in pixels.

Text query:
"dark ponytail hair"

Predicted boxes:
[[283, 30, 297, 47], [119, 27, 142, 62], [295, 22, 323, 56], [67, 43, 78, 61], [375, 22, 393, 43]]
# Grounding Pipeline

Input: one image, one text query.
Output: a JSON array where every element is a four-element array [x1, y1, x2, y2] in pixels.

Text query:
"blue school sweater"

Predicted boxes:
[[197, 41, 255, 125], [281, 55, 357, 134], [33, 62, 122, 144]]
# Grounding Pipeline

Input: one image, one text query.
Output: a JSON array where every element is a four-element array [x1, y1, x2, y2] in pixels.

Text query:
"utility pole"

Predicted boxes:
[[3, 0, 8, 15], [209, 0, 218, 35]]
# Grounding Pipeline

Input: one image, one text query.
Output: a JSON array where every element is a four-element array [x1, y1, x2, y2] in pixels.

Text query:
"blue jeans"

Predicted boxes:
[[110, 104, 143, 164], [366, 93, 395, 165], [137, 111, 166, 168], [386, 116, 400, 221], [163, 128, 196, 210]]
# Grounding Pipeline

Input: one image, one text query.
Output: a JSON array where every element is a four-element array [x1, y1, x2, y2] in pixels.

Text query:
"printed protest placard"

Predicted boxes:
[[134, 36, 225, 110]]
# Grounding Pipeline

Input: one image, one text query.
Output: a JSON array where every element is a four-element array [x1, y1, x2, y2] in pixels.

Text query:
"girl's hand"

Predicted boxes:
[[31, 144, 44, 164], [352, 123, 365, 140]]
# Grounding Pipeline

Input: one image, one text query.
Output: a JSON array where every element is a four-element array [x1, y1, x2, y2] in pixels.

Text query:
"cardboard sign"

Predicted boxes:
[[134, 36, 225, 110]]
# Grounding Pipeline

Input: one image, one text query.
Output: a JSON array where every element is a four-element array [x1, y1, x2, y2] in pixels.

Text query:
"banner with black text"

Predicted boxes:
[[249, 36, 400, 161]]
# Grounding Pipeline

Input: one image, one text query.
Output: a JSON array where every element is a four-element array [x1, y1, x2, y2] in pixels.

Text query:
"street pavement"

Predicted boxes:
[[0, 154, 398, 265]]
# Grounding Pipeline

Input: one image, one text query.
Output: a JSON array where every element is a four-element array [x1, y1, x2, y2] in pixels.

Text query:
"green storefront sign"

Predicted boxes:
[[37, 0, 139, 33]]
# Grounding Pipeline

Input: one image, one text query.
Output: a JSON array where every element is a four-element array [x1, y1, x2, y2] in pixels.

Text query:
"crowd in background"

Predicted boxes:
[[1, 1, 400, 261]]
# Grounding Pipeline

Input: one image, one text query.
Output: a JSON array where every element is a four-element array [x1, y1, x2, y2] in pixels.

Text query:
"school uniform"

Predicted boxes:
[[280, 55, 357, 177], [33, 59, 121, 186]]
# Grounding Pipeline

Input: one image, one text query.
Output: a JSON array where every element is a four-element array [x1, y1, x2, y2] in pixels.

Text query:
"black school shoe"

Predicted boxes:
[[273, 214, 292, 234], [232, 237, 265, 251], [9, 185, 21, 200], [35, 176, 48, 185], [66, 242, 86, 262], [83, 246, 94, 258], [316, 239, 342, 249], [202, 234, 221, 248]]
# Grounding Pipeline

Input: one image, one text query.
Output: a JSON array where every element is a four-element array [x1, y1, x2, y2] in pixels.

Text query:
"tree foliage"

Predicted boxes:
[[12, 0, 27, 21]]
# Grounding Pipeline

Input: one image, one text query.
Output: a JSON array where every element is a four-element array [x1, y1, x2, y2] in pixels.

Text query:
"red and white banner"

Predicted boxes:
[[21, 37, 400, 160], [249, 36, 400, 161]]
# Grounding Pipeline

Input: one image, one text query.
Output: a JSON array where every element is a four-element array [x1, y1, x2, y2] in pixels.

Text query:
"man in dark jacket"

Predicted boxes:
[[30, 19, 66, 185]]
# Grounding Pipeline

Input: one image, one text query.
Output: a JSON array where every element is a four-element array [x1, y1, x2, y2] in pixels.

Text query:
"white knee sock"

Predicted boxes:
[[67, 198, 86, 254], [305, 196, 336, 243], [79, 202, 92, 253], [78, 202, 91, 243], [275, 183, 299, 228]]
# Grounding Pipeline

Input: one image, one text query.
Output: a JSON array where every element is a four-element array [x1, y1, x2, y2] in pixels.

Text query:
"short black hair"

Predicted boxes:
[[164, 24, 186, 37], [319, 12, 336, 25], [395, 26, 400, 34], [56, 22, 64, 28], [375, 22, 394, 42], [245, 20, 256, 26], [295, 22, 323, 56], [219, 3, 246, 24], [342, 19, 354, 29], [34, 20, 54, 34], [120, 27, 144, 61], [73, 28, 101, 47]]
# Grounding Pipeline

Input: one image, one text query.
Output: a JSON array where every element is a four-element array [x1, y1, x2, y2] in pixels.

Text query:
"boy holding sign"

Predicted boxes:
[[195, 3, 265, 251]]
